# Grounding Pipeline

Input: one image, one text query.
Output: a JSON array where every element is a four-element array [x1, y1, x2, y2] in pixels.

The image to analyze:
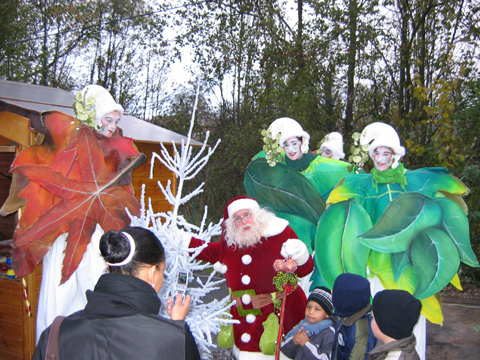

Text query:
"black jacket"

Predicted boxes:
[[33, 273, 201, 360]]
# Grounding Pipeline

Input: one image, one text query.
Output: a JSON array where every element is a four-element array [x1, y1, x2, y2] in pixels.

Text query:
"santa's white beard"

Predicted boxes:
[[229, 224, 263, 248]]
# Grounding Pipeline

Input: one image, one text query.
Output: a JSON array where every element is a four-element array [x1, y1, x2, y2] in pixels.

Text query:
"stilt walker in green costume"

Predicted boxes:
[[314, 122, 479, 360], [244, 118, 351, 288]]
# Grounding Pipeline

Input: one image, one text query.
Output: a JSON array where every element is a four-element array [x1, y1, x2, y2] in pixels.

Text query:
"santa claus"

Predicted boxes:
[[188, 196, 314, 360]]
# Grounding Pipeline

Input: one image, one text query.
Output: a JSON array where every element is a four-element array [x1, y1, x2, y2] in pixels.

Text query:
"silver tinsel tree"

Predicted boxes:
[[127, 83, 237, 357]]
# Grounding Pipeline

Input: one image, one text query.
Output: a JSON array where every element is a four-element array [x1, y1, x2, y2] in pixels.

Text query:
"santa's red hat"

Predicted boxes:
[[224, 196, 260, 220]]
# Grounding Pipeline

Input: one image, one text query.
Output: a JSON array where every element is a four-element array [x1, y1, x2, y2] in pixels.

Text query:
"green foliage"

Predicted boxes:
[[261, 129, 283, 166], [348, 132, 370, 171], [272, 271, 298, 293], [73, 91, 96, 129]]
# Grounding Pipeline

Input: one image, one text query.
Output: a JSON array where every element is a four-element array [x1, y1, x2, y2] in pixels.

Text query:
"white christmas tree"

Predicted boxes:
[[127, 83, 237, 357]]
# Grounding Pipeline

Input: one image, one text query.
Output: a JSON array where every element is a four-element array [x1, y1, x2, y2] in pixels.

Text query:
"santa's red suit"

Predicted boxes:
[[189, 197, 314, 359]]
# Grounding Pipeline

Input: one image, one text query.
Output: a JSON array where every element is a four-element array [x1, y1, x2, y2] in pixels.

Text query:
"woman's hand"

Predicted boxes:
[[167, 294, 191, 320]]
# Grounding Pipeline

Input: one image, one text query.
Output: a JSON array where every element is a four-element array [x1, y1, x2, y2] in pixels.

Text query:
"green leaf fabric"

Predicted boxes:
[[275, 212, 316, 253], [314, 199, 372, 288], [244, 158, 325, 226], [252, 151, 351, 199], [391, 251, 412, 282], [411, 228, 460, 299], [328, 168, 468, 223], [358, 193, 442, 253], [436, 197, 479, 267]]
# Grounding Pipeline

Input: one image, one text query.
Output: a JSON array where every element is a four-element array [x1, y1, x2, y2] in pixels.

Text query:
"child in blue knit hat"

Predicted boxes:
[[281, 287, 338, 359], [331, 273, 377, 360]]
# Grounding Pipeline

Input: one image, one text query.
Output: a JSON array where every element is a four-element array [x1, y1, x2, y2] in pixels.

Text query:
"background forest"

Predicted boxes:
[[1, 0, 479, 273]]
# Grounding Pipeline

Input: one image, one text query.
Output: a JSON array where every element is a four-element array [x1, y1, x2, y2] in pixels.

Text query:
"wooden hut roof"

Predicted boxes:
[[0, 80, 203, 145]]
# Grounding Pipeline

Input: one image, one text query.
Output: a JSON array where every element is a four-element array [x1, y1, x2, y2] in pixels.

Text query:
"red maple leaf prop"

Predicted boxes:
[[11, 112, 144, 283]]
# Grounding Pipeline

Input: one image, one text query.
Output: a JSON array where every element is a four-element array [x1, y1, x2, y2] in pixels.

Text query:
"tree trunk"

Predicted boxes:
[[345, 0, 357, 137]]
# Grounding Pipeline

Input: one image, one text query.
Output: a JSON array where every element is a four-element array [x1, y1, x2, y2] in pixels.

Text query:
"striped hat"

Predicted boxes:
[[308, 287, 333, 316]]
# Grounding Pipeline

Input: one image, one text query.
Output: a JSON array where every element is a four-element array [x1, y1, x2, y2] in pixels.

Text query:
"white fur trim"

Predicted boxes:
[[233, 345, 280, 360], [213, 261, 227, 274], [241, 275, 251, 285], [242, 254, 252, 265], [241, 333, 251, 343], [246, 314, 256, 323], [242, 294, 252, 305], [263, 217, 289, 238], [228, 199, 259, 218], [181, 230, 192, 248]]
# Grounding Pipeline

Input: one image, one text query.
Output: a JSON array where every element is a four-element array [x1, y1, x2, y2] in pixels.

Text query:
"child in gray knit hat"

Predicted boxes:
[[367, 290, 422, 360], [281, 287, 338, 360]]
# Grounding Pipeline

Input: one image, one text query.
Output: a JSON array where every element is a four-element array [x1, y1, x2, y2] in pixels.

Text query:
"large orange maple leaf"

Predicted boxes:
[[12, 121, 145, 283]]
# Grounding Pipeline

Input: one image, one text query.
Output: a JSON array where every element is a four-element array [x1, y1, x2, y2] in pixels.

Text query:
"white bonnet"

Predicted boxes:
[[81, 85, 124, 128], [268, 117, 310, 154], [360, 122, 405, 169], [320, 132, 345, 160]]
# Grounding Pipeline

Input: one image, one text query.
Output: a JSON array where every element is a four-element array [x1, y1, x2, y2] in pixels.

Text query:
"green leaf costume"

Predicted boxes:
[[318, 165, 478, 324], [245, 155, 350, 251], [245, 152, 351, 288]]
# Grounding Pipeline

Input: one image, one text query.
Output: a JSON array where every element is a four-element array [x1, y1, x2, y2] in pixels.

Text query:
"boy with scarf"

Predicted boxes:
[[281, 287, 338, 360]]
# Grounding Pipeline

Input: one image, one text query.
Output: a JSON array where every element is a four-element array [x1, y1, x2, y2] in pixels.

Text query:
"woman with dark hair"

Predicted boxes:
[[33, 227, 201, 360]]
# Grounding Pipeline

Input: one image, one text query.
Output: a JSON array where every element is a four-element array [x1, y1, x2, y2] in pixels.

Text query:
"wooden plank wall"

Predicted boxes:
[[0, 114, 40, 360], [0, 139, 17, 240], [0, 266, 40, 360]]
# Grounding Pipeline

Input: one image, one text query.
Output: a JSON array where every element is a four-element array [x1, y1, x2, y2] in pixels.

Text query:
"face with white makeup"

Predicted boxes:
[[373, 146, 394, 172], [321, 147, 333, 158], [98, 111, 121, 138], [283, 137, 304, 161]]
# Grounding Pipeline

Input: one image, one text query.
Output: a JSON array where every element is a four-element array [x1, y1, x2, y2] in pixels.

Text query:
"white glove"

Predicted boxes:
[[281, 239, 309, 266]]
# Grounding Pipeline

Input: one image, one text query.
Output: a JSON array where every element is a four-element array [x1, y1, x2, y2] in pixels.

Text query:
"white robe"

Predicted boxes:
[[36, 224, 106, 342]]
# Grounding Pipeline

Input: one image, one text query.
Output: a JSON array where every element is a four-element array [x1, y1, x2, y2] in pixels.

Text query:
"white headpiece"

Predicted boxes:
[[360, 122, 405, 169], [81, 85, 124, 128], [320, 132, 345, 160], [106, 232, 136, 267], [268, 117, 310, 154]]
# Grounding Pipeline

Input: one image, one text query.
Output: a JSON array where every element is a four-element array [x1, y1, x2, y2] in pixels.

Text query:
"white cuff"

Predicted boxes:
[[213, 261, 227, 274], [181, 231, 192, 248]]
